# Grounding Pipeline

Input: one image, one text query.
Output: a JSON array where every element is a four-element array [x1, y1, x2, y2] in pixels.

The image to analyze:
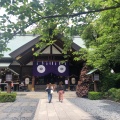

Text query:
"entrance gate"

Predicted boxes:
[[33, 61, 68, 91], [34, 73, 66, 91]]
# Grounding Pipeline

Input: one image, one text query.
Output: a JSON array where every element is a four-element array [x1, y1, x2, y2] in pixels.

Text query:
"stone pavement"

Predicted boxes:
[[0, 91, 120, 120], [33, 99, 95, 120], [0, 95, 39, 120]]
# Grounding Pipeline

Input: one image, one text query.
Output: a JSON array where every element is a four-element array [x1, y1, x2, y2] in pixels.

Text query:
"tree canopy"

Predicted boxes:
[[73, 0, 120, 72], [0, 0, 120, 71]]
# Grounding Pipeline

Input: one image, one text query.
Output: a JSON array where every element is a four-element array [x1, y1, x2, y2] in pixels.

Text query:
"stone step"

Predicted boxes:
[[34, 85, 46, 91], [17, 91, 77, 99]]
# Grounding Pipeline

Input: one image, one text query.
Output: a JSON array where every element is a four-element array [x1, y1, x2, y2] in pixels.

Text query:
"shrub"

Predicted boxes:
[[108, 88, 117, 99], [100, 74, 116, 92], [101, 73, 120, 92], [107, 88, 120, 102], [115, 89, 120, 102], [0, 92, 17, 102], [102, 92, 108, 99], [88, 91, 102, 100]]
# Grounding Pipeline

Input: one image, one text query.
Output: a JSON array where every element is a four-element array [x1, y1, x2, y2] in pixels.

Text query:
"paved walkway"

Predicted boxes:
[[0, 92, 120, 120], [34, 99, 95, 120]]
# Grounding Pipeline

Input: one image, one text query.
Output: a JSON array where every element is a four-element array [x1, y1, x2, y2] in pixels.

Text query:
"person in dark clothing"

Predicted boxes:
[[57, 83, 65, 103]]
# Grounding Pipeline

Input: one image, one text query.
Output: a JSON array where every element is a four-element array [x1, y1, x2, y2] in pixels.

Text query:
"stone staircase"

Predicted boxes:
[[34, 85, 46, 91], [17, 91, 77, 99]]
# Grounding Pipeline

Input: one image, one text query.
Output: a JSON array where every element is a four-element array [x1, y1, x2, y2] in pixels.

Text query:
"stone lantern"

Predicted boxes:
[[6, 74, 12, 93]]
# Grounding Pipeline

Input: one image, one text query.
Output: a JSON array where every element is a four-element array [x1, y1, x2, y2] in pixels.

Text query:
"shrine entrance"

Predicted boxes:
[[34, 73, 65, 91], [35, 73, 65, 85], [33, 61, 69, 86]]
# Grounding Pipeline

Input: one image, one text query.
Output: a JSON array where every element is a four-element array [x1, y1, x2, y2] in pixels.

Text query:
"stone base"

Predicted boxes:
[[32, 88, 34, 91]]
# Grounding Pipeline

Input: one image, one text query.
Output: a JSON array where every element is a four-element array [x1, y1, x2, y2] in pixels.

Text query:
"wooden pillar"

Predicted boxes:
[[92, 74, 97, 92], [20, 65, 23, 81], [94, 81, 97, 92], [32, 76, 35, 91], [32, 47, 35, 91], [7, 82, 11, 93], [92, 74, 98, 92]]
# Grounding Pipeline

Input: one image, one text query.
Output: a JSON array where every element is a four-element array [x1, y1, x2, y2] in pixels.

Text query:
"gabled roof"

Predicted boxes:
[[86, 69, 98, 75], [3, 34, 39, 58], [1, 68, 19, 75], [73, 36, 86, 48], [1, 34, 85, 65], [0, 63, 11, 67]]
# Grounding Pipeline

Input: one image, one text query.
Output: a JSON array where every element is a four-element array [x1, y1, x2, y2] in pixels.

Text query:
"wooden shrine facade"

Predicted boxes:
[[0, 34, 84, 91]]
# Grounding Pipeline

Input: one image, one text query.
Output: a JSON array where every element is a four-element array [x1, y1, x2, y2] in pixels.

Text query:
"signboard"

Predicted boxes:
[[6, 74, 12, 81], [94, 74, 99, 81]]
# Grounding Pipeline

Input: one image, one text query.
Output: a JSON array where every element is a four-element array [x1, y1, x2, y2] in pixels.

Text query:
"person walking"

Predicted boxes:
[[57, 83, 64, 103], [45, 83, 54, 103]]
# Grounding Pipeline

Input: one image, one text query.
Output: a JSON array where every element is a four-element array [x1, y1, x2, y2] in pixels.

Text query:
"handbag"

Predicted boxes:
[[50, 89, 54, 94]]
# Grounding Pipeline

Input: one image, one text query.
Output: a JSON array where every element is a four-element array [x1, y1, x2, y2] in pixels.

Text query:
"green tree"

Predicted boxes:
[[73, 0, 120, 72], [0, 0, 120, 65]]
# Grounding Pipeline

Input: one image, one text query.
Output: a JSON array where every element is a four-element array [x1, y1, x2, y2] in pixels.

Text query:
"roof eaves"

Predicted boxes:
[[86, 69, 98, 75]]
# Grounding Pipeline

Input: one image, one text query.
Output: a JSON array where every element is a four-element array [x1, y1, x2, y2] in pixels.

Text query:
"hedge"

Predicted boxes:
[[0, 92, 17, 102], [88, 91, 102, 100]]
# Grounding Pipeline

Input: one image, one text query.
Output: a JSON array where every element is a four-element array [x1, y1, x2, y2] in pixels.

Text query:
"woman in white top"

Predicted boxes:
[[45, 83, 54, 103]]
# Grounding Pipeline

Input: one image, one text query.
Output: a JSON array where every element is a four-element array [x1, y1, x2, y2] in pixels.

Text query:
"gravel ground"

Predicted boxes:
[[67, 98, 120, 120], [0, 96, 39, 120]]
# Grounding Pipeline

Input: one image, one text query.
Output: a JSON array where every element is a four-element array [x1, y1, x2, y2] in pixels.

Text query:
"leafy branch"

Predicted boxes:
[[27, 4, 120, 21]]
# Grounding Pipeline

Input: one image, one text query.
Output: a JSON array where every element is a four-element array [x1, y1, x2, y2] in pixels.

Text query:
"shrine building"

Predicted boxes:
[[0, 34, 85, 91]]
